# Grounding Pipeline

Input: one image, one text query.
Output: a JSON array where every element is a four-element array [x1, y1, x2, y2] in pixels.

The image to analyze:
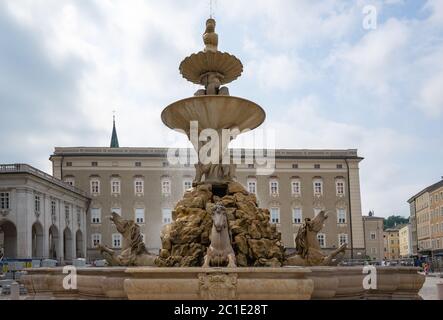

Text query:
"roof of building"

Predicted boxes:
[[384, 228, 400, 233], [362, 215, 384, 221], [407, 179, 443, 203], [50, 147, 363, 161], [0, 163, 89, 198], [110, 116, 119, 148]]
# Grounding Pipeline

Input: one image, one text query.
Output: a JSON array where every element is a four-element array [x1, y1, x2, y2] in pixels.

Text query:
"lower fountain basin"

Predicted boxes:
[[161, 95, 266, 134], [21, 266, 424, 300]]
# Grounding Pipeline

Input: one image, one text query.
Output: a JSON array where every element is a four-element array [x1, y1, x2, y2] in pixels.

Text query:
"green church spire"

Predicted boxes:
[[110, 114, 119, 148]]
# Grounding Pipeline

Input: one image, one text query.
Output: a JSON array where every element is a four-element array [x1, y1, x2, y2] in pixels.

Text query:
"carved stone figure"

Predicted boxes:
[[194, 72, 230, 96], [203, 18, 218, 53], [194, 163, 235, 184], [194, 163, 211, 184], [285, 211, 347, 266], [203, 203, 237, 267], [97, 212, 156, 266], [221, 164, 236, 180]]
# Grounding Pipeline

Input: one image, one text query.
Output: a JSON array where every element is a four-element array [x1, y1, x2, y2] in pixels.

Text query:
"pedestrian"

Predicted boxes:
[[424, 263, 429, 275]]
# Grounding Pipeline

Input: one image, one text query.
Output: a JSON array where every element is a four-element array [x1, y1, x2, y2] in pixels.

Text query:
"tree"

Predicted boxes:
[[384, 215, 409, 230]]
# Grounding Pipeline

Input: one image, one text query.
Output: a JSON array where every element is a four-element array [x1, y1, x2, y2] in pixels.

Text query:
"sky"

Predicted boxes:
[[0, 0, 442, 218]]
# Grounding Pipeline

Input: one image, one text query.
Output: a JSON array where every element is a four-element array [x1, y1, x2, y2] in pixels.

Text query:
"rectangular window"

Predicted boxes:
[[135, 161, 142, 167], [337, 164, 343, 169], [92, 162, 98, 167], [270, 180, 279, 195], [183, 179, 193, 193], [34, 195, 41, 214], [313, 180, 323, 195], [111, 180, 121, 194], [112, 234, 122, 248], [135, 180, 144, 194], [162, 179, 171, 195], [91, 208, 101, 224], [337, 208, 346, 224], [371, 247, 377, 254], [247, 180, 257, 194], [76, 207, 81, 225], [270, 207, 280, 224], [292, 164, 298, 169], [292, 208, 302, 224], [0, 192, 10, 210], [248, 164, 254, 169], [291, 181, 301, 195], [64, 178, 75, 186], [317, 234, 326, 248], [90, 180, 100, 194], [65, 204, 70, 222], [162, 208, 172, 225], [111, 207, 121, 216], [336, 181, 345, 195], [314, 164, 321, 169], [370, 232, 376, 240], [92, 234, 101, 247], [135, 208, 145, 224], [66, 162, 72, 167], [51, 200, 56, 222], [339, 234, 348, 246]]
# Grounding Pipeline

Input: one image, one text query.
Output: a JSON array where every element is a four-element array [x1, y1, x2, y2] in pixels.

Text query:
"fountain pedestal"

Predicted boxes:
[[22, 266, 425, 300]]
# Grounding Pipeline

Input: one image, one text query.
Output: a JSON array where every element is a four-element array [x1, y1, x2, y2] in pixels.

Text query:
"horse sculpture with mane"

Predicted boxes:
[[203, 203, 237, 268], [97, 212, 156, 266], [285, 211, 347, 266]]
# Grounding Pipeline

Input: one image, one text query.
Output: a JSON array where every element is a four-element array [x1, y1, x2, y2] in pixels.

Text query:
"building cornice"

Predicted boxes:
[[0, 164, 90, 199], [407, 179, 443, 203], [50, 147, 363, 161]]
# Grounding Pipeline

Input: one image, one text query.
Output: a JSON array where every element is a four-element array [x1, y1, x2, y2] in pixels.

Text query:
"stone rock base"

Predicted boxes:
[[156, 182, 285, 268]]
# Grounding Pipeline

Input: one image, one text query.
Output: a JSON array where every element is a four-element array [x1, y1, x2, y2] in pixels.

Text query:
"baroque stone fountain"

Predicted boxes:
[[156, 17, 284, 269], [22, 18, 425, 300]]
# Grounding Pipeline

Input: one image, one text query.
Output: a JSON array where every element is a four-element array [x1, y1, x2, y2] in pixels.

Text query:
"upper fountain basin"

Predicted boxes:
[[161, 95, 266, 134], [179, 51, 243, 85]]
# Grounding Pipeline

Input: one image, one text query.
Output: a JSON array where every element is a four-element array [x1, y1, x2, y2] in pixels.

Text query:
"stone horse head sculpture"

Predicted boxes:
[[203, 203, 237, 268], [97, 212, 156, 266], [285, 211, 347, 266]]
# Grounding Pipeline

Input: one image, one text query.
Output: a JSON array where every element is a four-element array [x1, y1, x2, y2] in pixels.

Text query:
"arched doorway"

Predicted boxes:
[[32, 222, 44, 258], [0, 220, 17, 259], [63, 227, 73, 262], [75, 230, 84, 258], [48, 225, 59, 260]]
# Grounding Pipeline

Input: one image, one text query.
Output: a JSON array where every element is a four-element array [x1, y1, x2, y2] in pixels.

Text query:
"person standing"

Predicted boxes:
[[424, 263, 429, 275]]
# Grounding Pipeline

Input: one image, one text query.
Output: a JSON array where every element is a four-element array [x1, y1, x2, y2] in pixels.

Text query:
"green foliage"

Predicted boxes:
[[384, 215, 409, 230]]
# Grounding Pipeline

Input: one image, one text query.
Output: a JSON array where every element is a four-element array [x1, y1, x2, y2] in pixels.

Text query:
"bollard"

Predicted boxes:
[[437, 281, 443, 300], [10, 281, 20, 300]]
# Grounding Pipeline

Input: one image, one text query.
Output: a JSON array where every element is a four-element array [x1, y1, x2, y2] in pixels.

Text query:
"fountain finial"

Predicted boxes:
[[203, 18, 218, 53], [179, 18, 243, 86]]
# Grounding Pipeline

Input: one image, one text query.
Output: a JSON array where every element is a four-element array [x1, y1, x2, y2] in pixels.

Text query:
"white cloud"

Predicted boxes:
[[331, 18, 410, 97], [1, 0, 442, 218], [384, 0, 405, 5], [221, 0, 360, 48], [418, 71, 443, 116], [266, 95, 417, 217], [244, 54, 304, 91], [424, 0, 443, 26]]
